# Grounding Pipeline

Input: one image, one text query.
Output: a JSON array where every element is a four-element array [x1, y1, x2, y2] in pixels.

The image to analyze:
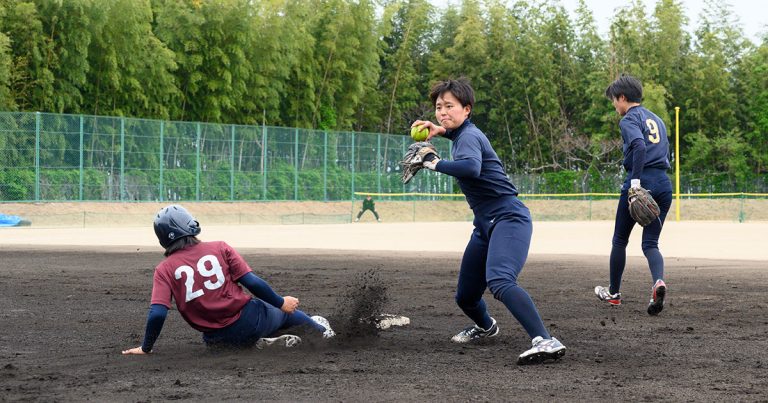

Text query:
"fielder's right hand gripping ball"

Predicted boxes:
[[410, 125, 429, 142], [400, 142, 439, 184], [628, 186, 660, 226]]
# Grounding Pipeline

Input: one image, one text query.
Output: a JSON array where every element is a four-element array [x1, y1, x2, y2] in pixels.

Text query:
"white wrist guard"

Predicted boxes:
[[423, 158, 439, 171]]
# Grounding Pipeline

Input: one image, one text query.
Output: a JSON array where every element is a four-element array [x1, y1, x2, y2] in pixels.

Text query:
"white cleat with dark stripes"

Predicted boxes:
[[255, 334, 302, 349], [517, 336, 566, 365]]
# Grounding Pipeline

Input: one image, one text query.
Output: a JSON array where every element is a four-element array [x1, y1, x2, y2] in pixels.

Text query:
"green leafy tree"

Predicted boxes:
[[308, 0, 351, 129], [377, 0, 434, 134], [649, 0, 689, 105], [84, 0, 177, 118], [434, 0, 487, 88], [564, 0, 620, 186], [642, 82, 671, 124], [279, 0, 319, 128], [571, 0, 612, 136], [734, 35, 768, 174], [427, 6, 461, 81], [243, 0, 295, 126], [152, 0, 247, 123], [0, 0, 764, 195], [1, 0, 54, 111], [530, 3, 580, 172], [0, 31, 13, 110], [150, 0, 205, 121], [510, 3, 566, 172], [34, 0, 93, 113], [307, 0, 379, 130], [0, 3, 14, 110], [606, 1, 648, 77], [682, 0, 747, 178], [335, 0, 379, 131], [482, 0, 526, 166], [194, 0, 252, 123]]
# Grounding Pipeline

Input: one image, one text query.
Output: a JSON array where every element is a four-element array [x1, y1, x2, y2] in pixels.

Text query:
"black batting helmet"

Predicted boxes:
[[153, 204, 201, 248]]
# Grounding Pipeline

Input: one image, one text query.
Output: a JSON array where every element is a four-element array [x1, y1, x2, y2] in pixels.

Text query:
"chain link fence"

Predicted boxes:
[[1, 111, 767, 204], [0, 112, 456, 202]]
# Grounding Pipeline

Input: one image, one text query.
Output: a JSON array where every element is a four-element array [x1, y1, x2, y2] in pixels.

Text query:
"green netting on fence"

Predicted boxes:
[[2, 111, 767, 202], [0, 112, 455, 202]]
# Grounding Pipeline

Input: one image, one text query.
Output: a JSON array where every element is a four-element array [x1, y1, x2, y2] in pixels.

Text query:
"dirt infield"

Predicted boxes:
[[1, 248, 766, 401]]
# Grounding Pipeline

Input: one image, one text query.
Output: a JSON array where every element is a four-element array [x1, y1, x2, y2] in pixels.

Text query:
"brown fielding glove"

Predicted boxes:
[[628, 186, 660, 227], [400, 142, 439, 184]]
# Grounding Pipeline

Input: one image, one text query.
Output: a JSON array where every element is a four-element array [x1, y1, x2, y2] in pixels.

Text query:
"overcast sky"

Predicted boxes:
[[430, 0, 766, 44], [558, 0, 766, 44]]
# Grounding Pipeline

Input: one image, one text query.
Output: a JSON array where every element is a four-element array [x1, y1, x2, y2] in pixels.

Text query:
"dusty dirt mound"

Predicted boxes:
[[329, 269, 390, 340]]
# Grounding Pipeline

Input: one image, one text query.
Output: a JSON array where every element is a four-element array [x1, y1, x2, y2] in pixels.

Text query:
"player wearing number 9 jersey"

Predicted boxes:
[[122, 205, 334, 355], [594, 75, 673, 316]]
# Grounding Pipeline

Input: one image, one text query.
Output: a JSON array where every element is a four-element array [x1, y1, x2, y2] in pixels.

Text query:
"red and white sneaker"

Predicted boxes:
[[647, 279, 667, 316], [594, 286, 621, 305]]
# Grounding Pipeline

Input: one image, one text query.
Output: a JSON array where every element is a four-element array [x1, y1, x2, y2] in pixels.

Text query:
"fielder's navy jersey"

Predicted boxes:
[[620, 105, 671, 174], [437, 120, 517, 209]]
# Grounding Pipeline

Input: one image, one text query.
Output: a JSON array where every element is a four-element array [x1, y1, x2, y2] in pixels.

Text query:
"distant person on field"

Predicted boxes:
[[594, 75, 673, 316], [122, 205, 335, 355], [354, 195, 381, 222], [411, 78, 566, 365]]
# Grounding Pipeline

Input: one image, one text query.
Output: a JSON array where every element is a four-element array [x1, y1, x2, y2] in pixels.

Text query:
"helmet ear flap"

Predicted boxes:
[[153, 205, 201, 248], [189, 219, 201, 236]]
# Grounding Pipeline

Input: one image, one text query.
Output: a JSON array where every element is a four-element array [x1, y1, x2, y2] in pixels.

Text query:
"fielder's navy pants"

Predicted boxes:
[[455, 196, 550, 340], [609, 169, 673, 294]]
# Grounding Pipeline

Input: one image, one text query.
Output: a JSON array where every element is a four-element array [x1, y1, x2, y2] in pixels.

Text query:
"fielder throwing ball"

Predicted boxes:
[[122, 205, 334, 355], [410, 78, 565, 365], [595, 75, 673, 315]]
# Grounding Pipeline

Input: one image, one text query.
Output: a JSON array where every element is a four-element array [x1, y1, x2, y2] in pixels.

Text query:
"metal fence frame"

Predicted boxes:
[[0, 112, 455, 202]]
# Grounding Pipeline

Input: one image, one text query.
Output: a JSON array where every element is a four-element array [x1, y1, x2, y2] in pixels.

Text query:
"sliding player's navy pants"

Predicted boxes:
[[202, 299, 321, 347]]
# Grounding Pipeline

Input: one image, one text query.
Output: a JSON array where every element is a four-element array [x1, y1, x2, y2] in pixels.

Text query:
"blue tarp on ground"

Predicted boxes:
[[0, 214, 23, 227]]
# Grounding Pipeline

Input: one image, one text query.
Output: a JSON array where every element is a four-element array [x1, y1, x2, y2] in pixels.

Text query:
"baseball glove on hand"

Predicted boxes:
[[400, 142, 439, 184], [628, 186, 660, 227]]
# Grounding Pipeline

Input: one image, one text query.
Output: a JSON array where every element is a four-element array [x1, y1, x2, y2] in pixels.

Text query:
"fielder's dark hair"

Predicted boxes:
[[429, 77, 475, 117], [605, 74, 643, 103], [164, 235, 200, 257]]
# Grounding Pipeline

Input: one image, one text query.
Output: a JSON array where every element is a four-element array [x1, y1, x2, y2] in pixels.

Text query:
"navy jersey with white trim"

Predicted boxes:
[[620, 105, 671, 174], [437, 120, 517, 209]]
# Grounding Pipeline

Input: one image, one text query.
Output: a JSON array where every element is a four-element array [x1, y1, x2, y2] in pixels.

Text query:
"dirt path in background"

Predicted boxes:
[[2, 220, 767, 261], [2, 197, 767, 226]]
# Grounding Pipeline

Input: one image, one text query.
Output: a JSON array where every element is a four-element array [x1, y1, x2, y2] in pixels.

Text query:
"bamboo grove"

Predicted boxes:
[[0, 0, 766, 192]]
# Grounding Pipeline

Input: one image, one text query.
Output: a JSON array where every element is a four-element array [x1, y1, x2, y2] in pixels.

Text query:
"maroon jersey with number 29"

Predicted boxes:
[[151, 241, 253, 332]]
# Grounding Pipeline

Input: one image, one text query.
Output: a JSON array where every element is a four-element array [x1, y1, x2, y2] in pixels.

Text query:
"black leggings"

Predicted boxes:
[[356, 207, 379, 220], [609, 176, 673, 294]]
